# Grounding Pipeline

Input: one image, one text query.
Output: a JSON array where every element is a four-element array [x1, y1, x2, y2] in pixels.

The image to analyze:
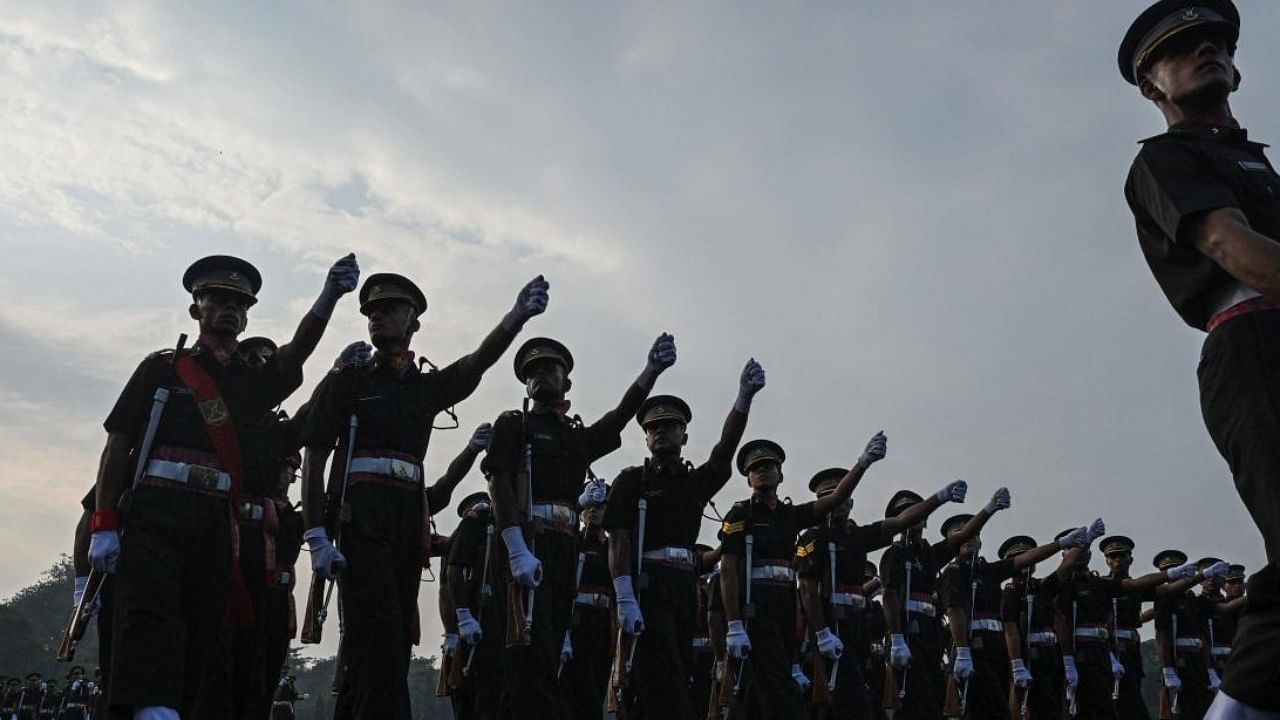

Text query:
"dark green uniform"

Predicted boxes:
[[879, 539, 958, 720], [558, 528, 614, 720], [941, 557, 1017, 720], [1001, 574, 1066, 720], [447, 504, 502, 720], [1155, 591, 1214, 720]]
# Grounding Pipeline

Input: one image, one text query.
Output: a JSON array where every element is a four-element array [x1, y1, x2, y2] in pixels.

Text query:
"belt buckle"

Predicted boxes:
[[390, 459, 413, 481], [189, 465, 220, 489]]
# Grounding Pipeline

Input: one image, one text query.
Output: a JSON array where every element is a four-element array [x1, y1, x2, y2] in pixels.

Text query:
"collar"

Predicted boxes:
[[648, 456, 687, 475], [194, 334, 240, 365], [1139, 122, 1267, 147], [372, 350, 418, 376]]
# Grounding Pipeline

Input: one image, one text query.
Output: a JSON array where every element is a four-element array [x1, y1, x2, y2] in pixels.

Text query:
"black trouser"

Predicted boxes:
[[496, 530, 576, 720], [332, 482, 423, 720], [262, 584, 293, 711], [1113, 642, 1149, 720], [863, 652, 888, 720], [1072, 653, 1118, 720], [895, 613, 943, 720], [688, 648, 716, 719], [810, 614, 874, 720], [961, 631, 1011, 720], [1220, 565, 1280, 711], [1022, 644, 1064, 720], [736, 585, 805, 720], [559, 604, 612, 720], [623, 565, 699, 720], [1171, 653, 1211, 720], [110, 485, 231, 718]]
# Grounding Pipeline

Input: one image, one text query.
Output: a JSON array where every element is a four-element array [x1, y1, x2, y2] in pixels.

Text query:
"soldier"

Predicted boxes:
[[1098, 534, 1159, 720], [688, 544, 720, 717], [1119, 1, 1280, 713], [484, 332, 677, 720], [1153, 549, 1230, 720], [18, 673, 42, 720], [38, 680, 60, 720], [717, 431, 887, 718], [447, 490, 501, 720], [998, 536, 1063, 720], [861, 561, 889, 720], [1212, 564, 1247, 670], [558, 481, 614, 720], [941, 517, 1099, 720], [301, 273, 547, 719], [878, 487, 1008, 720], [61, 666, 90, 720], [271, 675, 306, 720], [795, 470, 968, 719], [602, 360, 765, 720], [87, 253, 357, 720]]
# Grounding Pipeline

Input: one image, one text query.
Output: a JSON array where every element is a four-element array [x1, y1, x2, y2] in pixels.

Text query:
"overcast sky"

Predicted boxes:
[[2, 2, 1277, 659]]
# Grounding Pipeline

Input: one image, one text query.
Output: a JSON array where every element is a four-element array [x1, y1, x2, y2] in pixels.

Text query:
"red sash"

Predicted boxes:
[[175, 354, 254, 627]]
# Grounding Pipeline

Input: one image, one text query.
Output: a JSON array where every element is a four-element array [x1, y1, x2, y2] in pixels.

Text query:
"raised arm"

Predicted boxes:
[[445, 277, 549, 395], [883, 480, 967, 536], [813, 432, 887, 518], [704, 360, 766, 479], [589, 334, 677, 438], [1017, 519, 1103, 572], [943, 488, 1010, 549], [1127, 557, 1203, 594], [276, 254, 359, 370], [426, 424, 491, 513]]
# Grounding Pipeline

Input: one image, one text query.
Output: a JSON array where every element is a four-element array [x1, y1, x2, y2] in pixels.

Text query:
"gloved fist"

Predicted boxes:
[[791, 664, 811, 691], [469, 423, 493, 452], [858, 431, 887, 467], [1110, 652, 1125, 679], [815, 627, 844, 660], [577, 482, 607, 509], [334, 341, 373, 369], [735, 358, 766, 413], [324, 254, 360, 296], [984, 487, 1011, 514], [456, 608, 483, 645], [304, 527, 347, 580], [726, 620, 751, 659], [1202, 561, 1229, 581], [647, 333, 678, 372], [614, 576, 645, 635], [502, 527, 542, 587], [889, 633, 911, 668], [1207, 668, 1221, 691], [953, 646, 974, 680], [936, 479, 967, 504], [561, 634, 574, 664], [1086, 517, 1106, 543], [1166, 561, 1198, 581], [88, 531, 120, 574], [1058, 526, 1090, 550], [503, 275, 550, 331], [1063, 656, 1080, 689], [1011, 658, 1032, 688], [1162, 667, 1181, 690], [445, 634, 460, 653]]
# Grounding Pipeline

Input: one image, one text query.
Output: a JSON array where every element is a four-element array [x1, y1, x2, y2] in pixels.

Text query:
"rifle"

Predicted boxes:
[[1067, 600, 1079, 717], [731, 533, 755, 697], [301, 412, 359, 644], [558, 549, 587, 679], [506, 398, 535, 647], [463, 523, 494, 678], [331, 633, 348, 695], [435, 639, 452, 697], [59, 334, 187, 662], [1162, 614, 1181, 718], [707, 659, 726, 720], [883, 535, 910, 712], [608, 492, 648, 710], [1111, 597, 1121, 702], [448, 634, 465, 689], [812, 537, 838, 706]]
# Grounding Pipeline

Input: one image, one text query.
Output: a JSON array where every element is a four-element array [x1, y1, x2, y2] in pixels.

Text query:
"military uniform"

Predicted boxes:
[[558, 525, 614, 720], [999, 536, 1065, 720], [59, 668, 92, 720], [863, 569, 889, 720], [1050, 543, 1134, 720], [1099, 536, 1152, 720], [1210, 564, 1247, 670], [793, 469, 894, 720], [878, 491, 958, 720], [688, 548, 718, 718], [447, 492, 501, 720], [1153, 550, 1214, 720], [1120, 1, 1280, 711], [303, 273, 507, 718]]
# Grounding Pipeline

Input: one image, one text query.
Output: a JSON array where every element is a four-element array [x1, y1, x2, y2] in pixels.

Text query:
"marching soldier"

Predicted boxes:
[[795, 471, 968, 719], [1211, 564, 1247, 670], [688, 545, 720, 718], [38, 680, 60, 720], [862, 561, 888, 720], [1098, 534, 1160, 720], [301, 272, 546, 719], [602, 359, 766, 719], [878, 487, 1007, 720], [447, 491, 501, 720], [1120, 1, 1280, 713], [1153, 549, 1229, 720], [88, 253, 358, 720], [61, 666, 91, 720], [718, 431, 887, 718], [998, 536, 1064, 720], [558, 483, 614, 720], [271, 675, 306, 720], [484, 332, 676, 720], [940, 515, 1100, 720]]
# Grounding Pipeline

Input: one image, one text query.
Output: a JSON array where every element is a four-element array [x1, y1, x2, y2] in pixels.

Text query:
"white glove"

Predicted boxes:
[[735, 358, 767, 413], [577, 482, 607, 509], [456, 608, 483, 645], [1207, 668, 1221, 691], [88, 531, 120, 574], [953, 646, 973, 680], [935, 479, 967, 504], [312, 254, 360, 319], [858, 431, 887, 467], [726, 620, 751, 659], [1202, 561, 1230, 581], [614, 576, 645, 635], [1086, 518, 1106, 543], [984, 487, 1011, 514], [334, 341, 373, 369], [1058, 526, 1090, 549], [133, 707, 180, 720], [815, 627, 844, 660], [1162, 667, 1181, 690], [1063, 656, 1079, 689], [889, 633, 911, 668], [444, 633, 460, 652], [468, 423, 493, 452], [502, 527, 542, 587], [502, 275, 550, 331], [1011, 658, 1032, 688], [304, 527, 347, 580], [561, 634, 574, 664], [791, 663, 811, 691], [647, 333, 678, 372], [1110, 652, 1125, 679], [1166, 561, 1198, 581]]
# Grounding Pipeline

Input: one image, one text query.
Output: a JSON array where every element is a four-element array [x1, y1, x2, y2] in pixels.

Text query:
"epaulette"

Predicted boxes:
[[146, 348, 176, 361], [500, 409, 524, 419]]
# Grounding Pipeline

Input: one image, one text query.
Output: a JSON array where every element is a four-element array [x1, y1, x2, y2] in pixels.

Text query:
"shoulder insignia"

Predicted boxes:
[[146, 348, 175, 361], [722, 520, 745, 535], [796, 541, 816, 558]]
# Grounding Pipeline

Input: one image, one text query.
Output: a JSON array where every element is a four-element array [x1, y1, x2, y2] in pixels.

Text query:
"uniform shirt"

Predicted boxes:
[[603, 459, 728, 550], [879, 539, 959, 604], [276, 502, 304, 569], [577, 529, 613, 594], [1000, 576, 1061, 635], [481, 409, 622, 506], [795, 519, 891, 591], [1125, 124, 1280, 330], [1213, 596, 1241, 647], [941, 557, 1016, 614], [1155, 591, 1212, 644], [448, 509, 496, 609], [1051, 571, 1129, 665], [105, 343, 302, 454], [719, 496, 819, 562]]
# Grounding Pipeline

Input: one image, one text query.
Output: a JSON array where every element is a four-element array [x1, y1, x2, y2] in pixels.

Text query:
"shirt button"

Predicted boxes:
[[1212, 128, 1221, 135]]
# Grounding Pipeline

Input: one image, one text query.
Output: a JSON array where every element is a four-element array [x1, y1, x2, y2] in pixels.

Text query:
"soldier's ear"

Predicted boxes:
[[1233, 67, 1242, 92], [409, 316, 421, 334], [1138, 75, 1164, 103], [562, 376, 573, 393], [681, 432, 689, 447], [189, 302, 201, 321]]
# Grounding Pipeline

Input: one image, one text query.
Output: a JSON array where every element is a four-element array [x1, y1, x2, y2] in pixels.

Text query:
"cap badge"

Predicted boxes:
[[1182, 8, 1199, 20], [229, 272, 241, 281], [372, 285, 382, 293]]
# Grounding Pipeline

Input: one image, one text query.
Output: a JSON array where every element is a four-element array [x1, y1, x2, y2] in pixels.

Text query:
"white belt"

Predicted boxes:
[[906, 599, 936, 617], [1208, 280, 1263, 318], [1028, 631, 1058, 645], [240, 501, 265, 521], [1074, 626, 1109, 640], [145, 459, 232, 492], [1176, 638, 1204, 650], [750, 565, 795, 583], [692, 637, 711, 649], [575, 591, 612, 608], [970, 618, 1003, 633], [1114, 628, 1139, 641], [1211, 645, 1232, 657], [348, 456, 422, 482], [643, 546, 696, 566], [532, 502, 578, 525], [831, 592, 867, 609], [278, 570, 294, 585]]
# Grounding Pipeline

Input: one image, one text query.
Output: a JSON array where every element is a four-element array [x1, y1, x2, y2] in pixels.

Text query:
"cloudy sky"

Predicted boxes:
[[2, 2, 1277, 659]]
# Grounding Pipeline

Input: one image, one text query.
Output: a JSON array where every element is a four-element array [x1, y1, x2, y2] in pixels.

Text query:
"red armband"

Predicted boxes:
[[91, 510, 120, 533]]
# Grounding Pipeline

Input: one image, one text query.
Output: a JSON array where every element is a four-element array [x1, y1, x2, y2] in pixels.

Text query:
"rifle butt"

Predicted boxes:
[[435, 653, 451, 697], [811, 657, 831, 706], [299, 575, 327, 644], [882, 663, 901, 710], [506, 582, 531, 647], [331, 637, 348, 695], [943, 674, 962, 718], [717, 658, 737, 708], [1160, 688, 1175, 720]]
